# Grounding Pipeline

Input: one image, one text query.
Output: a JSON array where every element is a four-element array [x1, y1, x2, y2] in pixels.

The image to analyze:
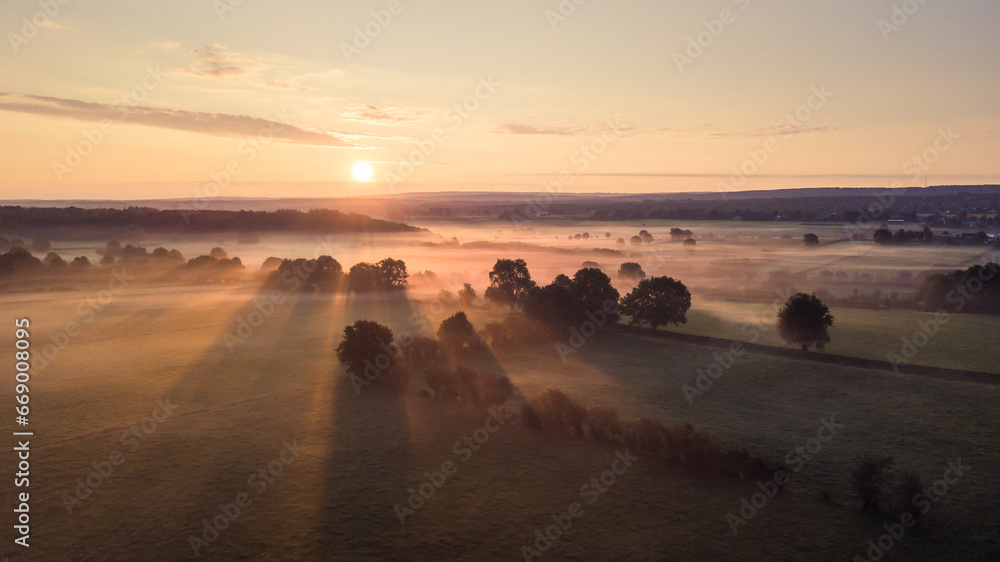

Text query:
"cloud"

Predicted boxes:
[[497, 121, 833, 139], [340, 103, 426, 125], [186, 44, 247, 78], [657, 125, 836, 139], [497, 123, 591, 136], [264, 79, 315, 93], [0, 93, 364, 148]]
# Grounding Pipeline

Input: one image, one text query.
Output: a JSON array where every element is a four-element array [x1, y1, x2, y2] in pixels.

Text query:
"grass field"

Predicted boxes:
[[2, 284, 998, 560], [669, 297, 1000, 374]]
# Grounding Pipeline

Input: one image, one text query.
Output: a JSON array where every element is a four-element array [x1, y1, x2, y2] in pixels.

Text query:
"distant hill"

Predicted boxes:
[[0, 206, 423, 236]]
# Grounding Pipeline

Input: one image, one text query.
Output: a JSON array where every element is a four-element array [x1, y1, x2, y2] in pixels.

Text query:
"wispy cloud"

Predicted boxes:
[[0, 93, 364, 147], [340, 103, 426, 125], [497, 123, 591, 136], [186, 44, 248, 78], [264, 79, 315, 93], [497, 121, 834, 139]]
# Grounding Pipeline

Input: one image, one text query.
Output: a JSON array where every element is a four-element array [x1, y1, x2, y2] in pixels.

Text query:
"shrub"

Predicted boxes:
[[852, 453, 895, 513], [891, 470, 927, 525], [586, 406, 622, 444], [426, 365, 511, 408], [402, 336, 441, 370], [524, 389, 587, 435]]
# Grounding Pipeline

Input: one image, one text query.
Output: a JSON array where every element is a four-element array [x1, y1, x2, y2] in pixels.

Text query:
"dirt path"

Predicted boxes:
[[613, 323, 1000, 385]]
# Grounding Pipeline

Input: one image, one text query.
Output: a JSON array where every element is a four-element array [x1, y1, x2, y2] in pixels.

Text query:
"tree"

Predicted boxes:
[[485, 258, 536, 308], [209, 247, 228, 259], [306, 256, 344, 292], [523, 283, 587, 334], [377, 257, 408, 289], [617, 262, 646, 280], [683, 238, 697, 250], [670, 228, 693, 241], [458, 283, 477, 306], [437, 312, 481, 353], [347, 262, 380, 292], [922, 226, 934, 244], [44, 252, 67, 268], [335, 320, 407, 391], [70, 256, 91, 268], [31, 238, 51, 252], [873, 229, 893, 245], [553, 273, 573, 289], [803, 233, 819, 247], [572, 267, 620, 318], [630, 235, 643, 246], [619, 276, 692, 329], [776, 292, 834, 350]]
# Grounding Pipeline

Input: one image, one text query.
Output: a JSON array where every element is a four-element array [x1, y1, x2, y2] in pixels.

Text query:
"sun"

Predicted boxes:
[[351, 161, 375, 182]]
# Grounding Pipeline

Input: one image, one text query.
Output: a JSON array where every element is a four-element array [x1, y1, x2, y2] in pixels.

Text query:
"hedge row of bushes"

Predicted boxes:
[[522, 389, 777, 482]]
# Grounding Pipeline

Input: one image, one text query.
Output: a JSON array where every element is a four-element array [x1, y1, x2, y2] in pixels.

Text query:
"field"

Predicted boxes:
[[1, 263, 998, 560], [2, 218, 999, 560]]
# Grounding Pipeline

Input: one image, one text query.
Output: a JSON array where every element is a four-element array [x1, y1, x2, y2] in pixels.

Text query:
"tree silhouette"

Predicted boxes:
[[437, 312, 481, 353], [777, 292, 834, 350], [571, 267, 620, 318], [803, 233, 819, 247], [619, 276, 691, 329], [873, 229, 893, 245], [485, 258, 536, 309], [335, 320, 407, 391]]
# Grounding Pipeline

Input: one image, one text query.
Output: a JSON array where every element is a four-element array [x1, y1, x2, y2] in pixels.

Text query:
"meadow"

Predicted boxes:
[[1, 219, 998, 560]]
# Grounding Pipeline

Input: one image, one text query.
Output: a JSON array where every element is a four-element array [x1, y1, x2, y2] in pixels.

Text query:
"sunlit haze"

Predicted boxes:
[[1, 0, 998, 199]]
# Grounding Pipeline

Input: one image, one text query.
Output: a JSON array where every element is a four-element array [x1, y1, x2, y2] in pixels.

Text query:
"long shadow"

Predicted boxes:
[[315, 290, 421, 559], [77, 283, 341, 559]]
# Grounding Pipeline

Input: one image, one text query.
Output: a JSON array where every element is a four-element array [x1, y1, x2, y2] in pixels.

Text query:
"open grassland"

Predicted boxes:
[[1, 285, 998, 561], [670, 297, 1000, 374]]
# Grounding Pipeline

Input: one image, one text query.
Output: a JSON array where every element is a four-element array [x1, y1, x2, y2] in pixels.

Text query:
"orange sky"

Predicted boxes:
[[1, 0, 998, 199]]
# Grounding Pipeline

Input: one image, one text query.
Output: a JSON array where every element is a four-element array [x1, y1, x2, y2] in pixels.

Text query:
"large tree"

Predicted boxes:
[[485, 258, 536, 308], [377, 257, 408, 289], [335, 320, 407, 391], [572, 267, 620, 319], [619, 276, 692, 329], [776, 292, 834, 350], [523, 283, 587, 335]]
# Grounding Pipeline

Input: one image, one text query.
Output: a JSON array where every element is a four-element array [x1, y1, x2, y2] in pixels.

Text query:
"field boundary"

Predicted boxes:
[[612, 324, 1000, 385]]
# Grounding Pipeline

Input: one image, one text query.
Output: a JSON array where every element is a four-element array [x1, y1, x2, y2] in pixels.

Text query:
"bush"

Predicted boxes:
[[891, 470, 927, 525], [524, 389, 587, 435], [426, 365, 511, 408], [586, 406, 622, 444], [852, 453, 895, 513], [481, 314, 549, 348], [402, 336, 441, 370]]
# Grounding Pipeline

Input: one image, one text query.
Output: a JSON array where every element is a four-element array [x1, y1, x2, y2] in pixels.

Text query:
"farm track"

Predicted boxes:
[[615, 323, 1000, 385]]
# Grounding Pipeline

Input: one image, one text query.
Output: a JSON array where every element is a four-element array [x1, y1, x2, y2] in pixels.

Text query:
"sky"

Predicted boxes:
[[0, 0, 998, 200]]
